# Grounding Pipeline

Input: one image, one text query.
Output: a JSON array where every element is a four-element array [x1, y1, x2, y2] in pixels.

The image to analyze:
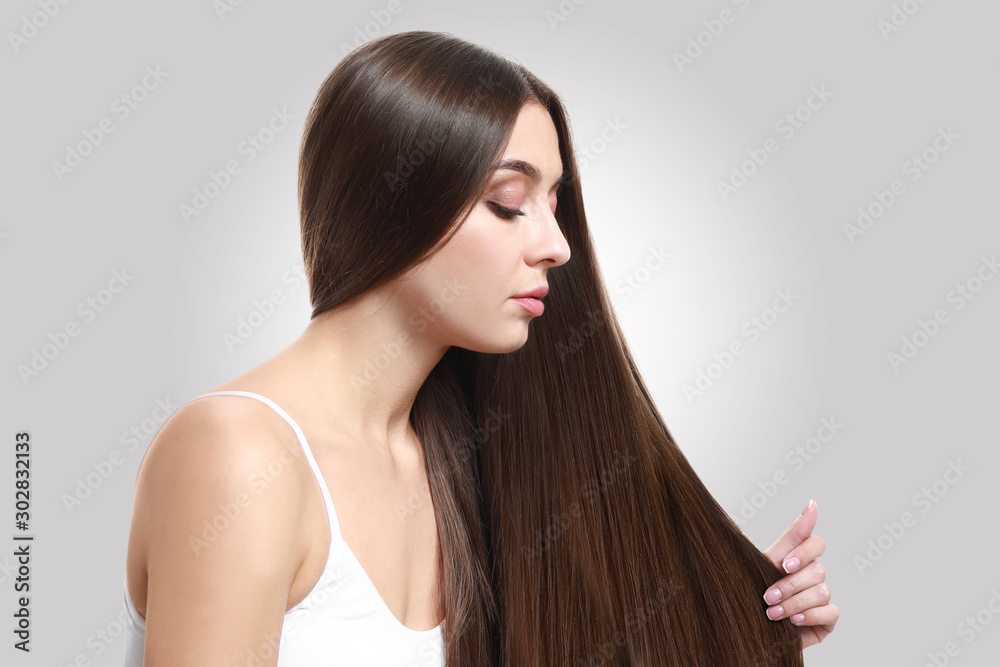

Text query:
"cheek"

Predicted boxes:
[[548, 191, 558, 215], [426, 213, 522, 310], [426, 233, 499, 304], [455, 217, 515, 269]]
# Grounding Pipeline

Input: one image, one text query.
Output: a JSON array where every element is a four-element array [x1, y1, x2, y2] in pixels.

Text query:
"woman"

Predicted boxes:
[[124, 30, 837, 666]]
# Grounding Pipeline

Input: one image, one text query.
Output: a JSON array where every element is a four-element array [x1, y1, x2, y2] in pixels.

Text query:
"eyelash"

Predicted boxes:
[[487, 202, 524, 219]]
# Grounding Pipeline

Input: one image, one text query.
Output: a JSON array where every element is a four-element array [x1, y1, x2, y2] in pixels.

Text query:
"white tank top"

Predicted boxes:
[[122, 390, 446, 666]]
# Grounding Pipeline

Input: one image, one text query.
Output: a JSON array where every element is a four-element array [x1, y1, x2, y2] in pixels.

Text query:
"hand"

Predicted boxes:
[[761, 499, 839, 649]]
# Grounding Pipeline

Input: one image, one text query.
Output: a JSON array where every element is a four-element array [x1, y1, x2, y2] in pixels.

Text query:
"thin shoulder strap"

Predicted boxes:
[[190, 390, 341, 536]]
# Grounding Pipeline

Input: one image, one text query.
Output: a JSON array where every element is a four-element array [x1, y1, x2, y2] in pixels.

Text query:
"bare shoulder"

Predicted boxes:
[[126, 394, 313, 664], [132, 394, 311, 552]]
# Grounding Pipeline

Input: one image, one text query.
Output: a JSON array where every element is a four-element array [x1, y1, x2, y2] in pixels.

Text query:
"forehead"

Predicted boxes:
[[499, 102, 562, 178]]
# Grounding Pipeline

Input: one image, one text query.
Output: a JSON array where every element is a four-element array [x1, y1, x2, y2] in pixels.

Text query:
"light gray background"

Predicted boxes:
[[3, 1, 998, 665]]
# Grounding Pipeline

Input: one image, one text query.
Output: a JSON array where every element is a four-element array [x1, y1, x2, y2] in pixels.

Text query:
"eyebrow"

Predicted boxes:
[[493, 159, 569, 190]]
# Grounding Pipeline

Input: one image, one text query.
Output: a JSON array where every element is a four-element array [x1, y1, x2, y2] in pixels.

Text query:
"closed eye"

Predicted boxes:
[[487, 202, 524, 219]]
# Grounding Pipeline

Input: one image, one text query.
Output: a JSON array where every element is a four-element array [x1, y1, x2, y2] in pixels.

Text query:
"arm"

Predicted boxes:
[[127, 398, 308, 666], [760, 499, 839, 649]]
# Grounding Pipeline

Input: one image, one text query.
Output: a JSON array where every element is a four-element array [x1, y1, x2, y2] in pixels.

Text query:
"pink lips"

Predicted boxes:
[[510, 285, 548, 316]]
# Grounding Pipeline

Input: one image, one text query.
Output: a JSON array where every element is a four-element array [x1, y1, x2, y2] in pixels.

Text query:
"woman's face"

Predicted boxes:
[[396, 101, 572, 354]]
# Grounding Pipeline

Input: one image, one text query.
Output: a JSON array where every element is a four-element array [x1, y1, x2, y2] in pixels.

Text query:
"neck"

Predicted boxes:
[[277, 285, 450, 458]]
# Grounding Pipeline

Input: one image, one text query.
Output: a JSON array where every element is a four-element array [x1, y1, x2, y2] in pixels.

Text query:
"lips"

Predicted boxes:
[[511, 285, 549, 299], [510, 285, 548, 317], [511, 296, 544, 316]]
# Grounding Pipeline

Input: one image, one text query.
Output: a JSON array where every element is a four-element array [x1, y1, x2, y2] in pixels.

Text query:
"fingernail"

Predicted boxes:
[[783, 556, 800, 574], [763, 588, 782, 605], [766, 605, 784, 621], [791, 613, 805, 624], [801, 499, 814, 516]]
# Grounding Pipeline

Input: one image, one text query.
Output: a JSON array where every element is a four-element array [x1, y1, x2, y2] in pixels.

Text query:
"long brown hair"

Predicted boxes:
[[298, 30, 803, 667]]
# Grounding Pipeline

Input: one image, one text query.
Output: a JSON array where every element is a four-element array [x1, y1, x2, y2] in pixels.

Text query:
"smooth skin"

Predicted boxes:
[[127, 398, 319, 665], [125, 101, 835, 665]]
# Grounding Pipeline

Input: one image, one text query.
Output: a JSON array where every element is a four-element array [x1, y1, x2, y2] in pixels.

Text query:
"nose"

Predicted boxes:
[[525, 206, 571, 268]]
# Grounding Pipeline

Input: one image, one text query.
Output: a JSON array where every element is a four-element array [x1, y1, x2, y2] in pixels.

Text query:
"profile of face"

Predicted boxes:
[[393, 101, 572, 354]]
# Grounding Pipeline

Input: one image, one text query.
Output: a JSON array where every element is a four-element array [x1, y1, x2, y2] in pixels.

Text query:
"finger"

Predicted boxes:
[[778, 534, 826, 574], [763, 499, 818, 570], [765, 581, 832, 621], [790, 602, 839, 629], [795, 604, 839, 650], [762, 560, 825, 605], [790, 604, 839, 651]]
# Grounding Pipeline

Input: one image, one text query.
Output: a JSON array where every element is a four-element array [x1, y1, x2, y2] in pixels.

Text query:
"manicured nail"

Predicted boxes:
[[783, 556, 800, 574], [791, 613, 805, 624], [766, 605, 784, 621], [763, 588, 782, 605], [801, 499, 814, 516]]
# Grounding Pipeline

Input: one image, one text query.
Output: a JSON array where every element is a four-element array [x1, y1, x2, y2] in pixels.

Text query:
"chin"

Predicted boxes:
[[459, 326, 531, 355]]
